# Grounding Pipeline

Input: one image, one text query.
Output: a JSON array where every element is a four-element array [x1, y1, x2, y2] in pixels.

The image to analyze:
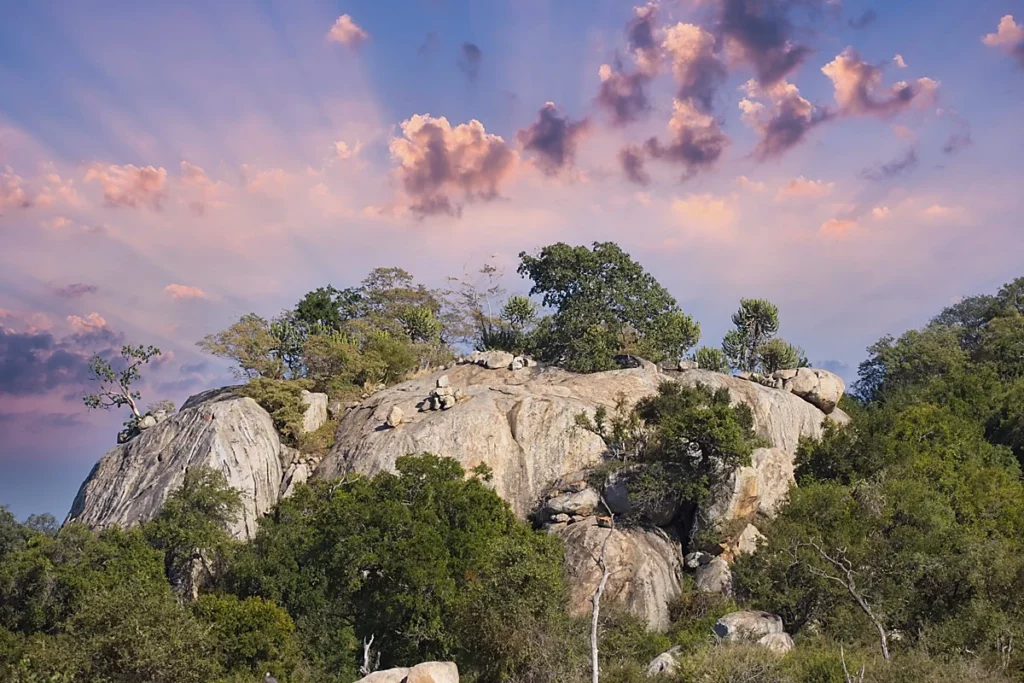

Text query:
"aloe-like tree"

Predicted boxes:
[[83, 344, 162, 421]]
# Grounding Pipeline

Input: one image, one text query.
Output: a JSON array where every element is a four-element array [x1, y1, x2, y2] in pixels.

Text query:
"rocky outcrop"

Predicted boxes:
[[770, 368, 845, 414], [317, 362, 844, 519], [646, 646, 682, 677], [695, 556, 732, 596], [553, 517, 684, 631], [354, 662, 458, 683], [66, 392, 283, 540]]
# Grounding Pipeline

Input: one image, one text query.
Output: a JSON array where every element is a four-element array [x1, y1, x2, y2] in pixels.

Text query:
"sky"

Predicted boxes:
[[1, 0, 1023, 520]]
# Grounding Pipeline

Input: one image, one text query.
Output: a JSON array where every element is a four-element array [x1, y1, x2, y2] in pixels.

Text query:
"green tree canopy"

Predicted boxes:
[[518, 242, 699, 371]]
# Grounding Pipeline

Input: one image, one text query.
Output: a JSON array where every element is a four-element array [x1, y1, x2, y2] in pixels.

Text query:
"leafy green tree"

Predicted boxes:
[[82, 344, 161, 421], [238, 378, 315, 443], [518, 242, 699, 371], [142, 467, 242, 600], [198, 313, 284, 379], [757, 338, 804, 374], [722, 299, 779, 372], [930, 294, 998, 351], [294, 285, 363, 331], [191, 594, 301, 680], [854, 326, 967, 402], [501, 295, 536, 333], [692, 346, 729, 373], [978, 314, 1024, 380], [228, 455, 570, 681]]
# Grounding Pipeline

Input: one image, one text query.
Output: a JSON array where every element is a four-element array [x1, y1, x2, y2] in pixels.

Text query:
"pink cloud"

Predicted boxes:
[[389, 114, 517, 217], [738, 79, 829, 159], [822, 48, 939, 117], [67, 312, 107, 334], [671, 193, 737, 242], [41, 216, 73, 230], [820, 218, 858, 238], [0, 167, 30, 210], [982, 15, 1024, 66], [243, 166, 294, 197], [163, 284, 208, 300], [735, 175, 766, 192], [179, 161, 221, 215], [872, 206, 891, 220], [327, 14, 368, 48], [776, 176, 835, 200], [84, 163, 168, 209], [0, 308, 52, 333]]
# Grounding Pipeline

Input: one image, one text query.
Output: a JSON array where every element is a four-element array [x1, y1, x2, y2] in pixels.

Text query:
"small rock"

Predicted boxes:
[[435, 386, 454, 397], [757, 632, 794, 654], [439, 395, 456, 410], [550, 513, 571, 523], [137, 415, 158, 430], [437, 375, 450, 388], [328, 400, 345, 420], [386, 406, 404, 428], [678, 360, 699, 370], [545, 487, 600, 517], [685, 551, 713, 569], [299, 390, 329, 433], [645, 646, 682, 678], [596, 516, 613, 528], [695, 557, 732, 596], [453, 388, 465, 401], [509, 357, 525, 371], [734, 523, 765, 557]]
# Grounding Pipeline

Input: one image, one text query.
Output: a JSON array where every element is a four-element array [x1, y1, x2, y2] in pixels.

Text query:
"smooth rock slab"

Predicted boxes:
[[714, 610, 784, 642], [300, 390, 329, 433], [66, 395, 283, 540], [353, 662, 458, 683]]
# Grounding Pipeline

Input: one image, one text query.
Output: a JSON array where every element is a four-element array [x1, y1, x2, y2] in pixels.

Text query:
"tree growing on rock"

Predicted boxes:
[[722, 299, 804, 374], [518, 242, 700, 372], [83, 344, 162, 422]]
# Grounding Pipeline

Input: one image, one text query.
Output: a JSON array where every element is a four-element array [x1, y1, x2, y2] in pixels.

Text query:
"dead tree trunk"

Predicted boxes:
[[591, 496, 615, 683], [806, 541, 890, 661]]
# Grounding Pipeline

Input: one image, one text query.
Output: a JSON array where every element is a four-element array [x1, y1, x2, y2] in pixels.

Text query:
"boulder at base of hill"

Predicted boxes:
[[714, 611, 785, 642], [646, 646, 682, 677], [66, 392, 283, 540], [758, 632, 795, 654], [695, 556, 732, 596], [354, 662, 458, 683], [554, 517, 683, 631]]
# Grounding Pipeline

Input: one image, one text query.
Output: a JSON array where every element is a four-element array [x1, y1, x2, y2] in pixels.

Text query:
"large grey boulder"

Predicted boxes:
[[714, 611, 785, 642], [695, 556, 732, 596], [554, 517, 684, 631], [758, 632, 795, 653], [316, 363, 841, 519], [66, 392, 283, 539], [354, 662, 458, 683], [772, 367, 845, 414]]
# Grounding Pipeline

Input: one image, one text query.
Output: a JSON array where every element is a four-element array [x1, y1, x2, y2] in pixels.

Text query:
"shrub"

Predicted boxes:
[[238, 378, 314, 443]]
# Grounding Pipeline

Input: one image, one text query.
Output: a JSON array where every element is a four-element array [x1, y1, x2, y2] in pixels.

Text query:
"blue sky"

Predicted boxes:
[[1, 0, 1023, 519]]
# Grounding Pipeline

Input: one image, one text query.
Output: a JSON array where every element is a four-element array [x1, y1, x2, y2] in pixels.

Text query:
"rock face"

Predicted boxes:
[[66, 393, 283, 540], [317, 362, 843, 519], [695, 556, 732, 596], [300, 390, 329, 433], [553, 517, 684, 631], [354, 662, 458, 683]]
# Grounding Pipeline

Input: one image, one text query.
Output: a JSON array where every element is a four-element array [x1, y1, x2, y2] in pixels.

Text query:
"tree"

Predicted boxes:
[[854, 326, 967, 402], [143, 467, 242, 600], [197, 313, 283, 379], [692, 346, 729, 373], [227, 454, 570, 681], [757, 338, 805, 374], [293, 285, 362, 331], [83, 344, 161, 420], [722, 299, 779, 373], [518, 242, 699, 371]]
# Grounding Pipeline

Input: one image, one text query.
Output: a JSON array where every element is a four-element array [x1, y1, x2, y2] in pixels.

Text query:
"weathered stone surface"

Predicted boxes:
[[705, 447, 797, 529], [544, 487, 600, 517], [179, 385, 241, 411], [66, 394, 282, 539], [646, 646, 682, 677], [386, 405, 405, 428], [554, 517, 683, 631], [464, 350, 514, 370], [695, 556, 732, 596], [317, 364, 840, 519], [137, 414, 157, 430], [757, 632, 795, 653], [354, 662, 458, 683], [772, 367, 845, 414], [300, 390, 329, 433], [281, 460, 310, 499], [734, 523, 765, 556], [714, 611, 784, 642]]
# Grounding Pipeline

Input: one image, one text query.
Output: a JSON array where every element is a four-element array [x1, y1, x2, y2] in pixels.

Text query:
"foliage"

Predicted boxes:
[[198, 314, 285, 380], [142, 467, 242, 599], [227, 454, 571, 682], [722, 299, 779, 372], [756, 338, 805, 374], [518, 242, 699, 372], [192, 594, 301, 680], [145, 399, 175, 415], [692, 346, 729, 373], [82, 344, 161, 419], [239, 378, 315, 443]]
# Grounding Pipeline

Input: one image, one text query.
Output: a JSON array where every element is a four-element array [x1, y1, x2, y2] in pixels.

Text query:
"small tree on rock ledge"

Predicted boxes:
[[83, 344, 161, 421]]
